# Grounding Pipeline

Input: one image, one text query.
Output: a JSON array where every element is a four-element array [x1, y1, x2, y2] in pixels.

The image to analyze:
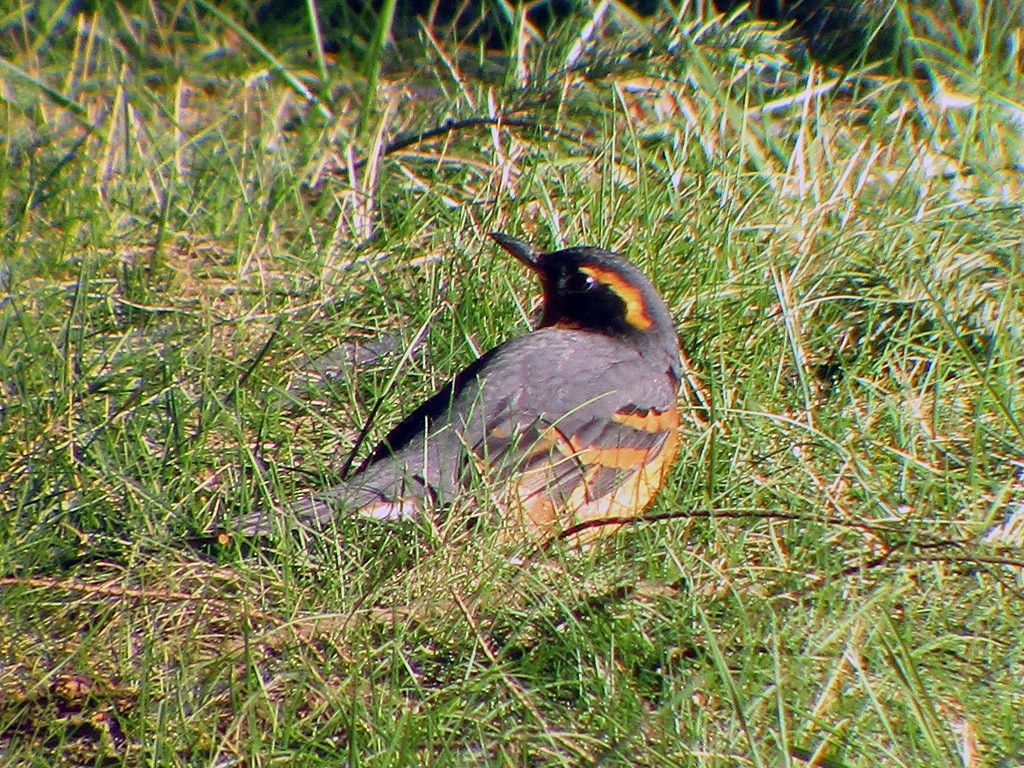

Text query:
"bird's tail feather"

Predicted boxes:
[[234, 461, 430, 537]]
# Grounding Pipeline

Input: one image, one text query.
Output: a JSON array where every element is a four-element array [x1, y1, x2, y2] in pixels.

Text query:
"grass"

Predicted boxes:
[[2, 0, 1024, 765]]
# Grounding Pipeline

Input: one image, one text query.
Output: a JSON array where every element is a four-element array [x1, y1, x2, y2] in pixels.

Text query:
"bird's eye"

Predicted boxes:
[[563, 272, 596, 293]]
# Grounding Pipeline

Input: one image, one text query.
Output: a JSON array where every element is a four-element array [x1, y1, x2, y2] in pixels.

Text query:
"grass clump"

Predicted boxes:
[[2, 1, 1023, 765]]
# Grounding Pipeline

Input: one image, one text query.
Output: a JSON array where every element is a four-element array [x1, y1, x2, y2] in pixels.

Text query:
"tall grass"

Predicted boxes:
[[1, 1, 1022, 765]]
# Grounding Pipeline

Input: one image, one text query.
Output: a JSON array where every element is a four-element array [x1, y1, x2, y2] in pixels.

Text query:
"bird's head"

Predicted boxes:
[[491, 232, 681, 377]]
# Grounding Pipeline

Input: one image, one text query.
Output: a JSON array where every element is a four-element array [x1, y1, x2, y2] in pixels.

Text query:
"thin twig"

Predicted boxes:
[[549, 507, 1024, 575], [350, 115, 596, 172], [0, 574, 277, 622]]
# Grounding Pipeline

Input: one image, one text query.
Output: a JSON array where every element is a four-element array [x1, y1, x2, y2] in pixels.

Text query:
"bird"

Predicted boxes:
[[237, 232, 682, 545]]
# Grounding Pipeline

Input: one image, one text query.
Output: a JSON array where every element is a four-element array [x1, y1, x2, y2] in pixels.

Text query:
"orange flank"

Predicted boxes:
[[503, 404, 681, 543]]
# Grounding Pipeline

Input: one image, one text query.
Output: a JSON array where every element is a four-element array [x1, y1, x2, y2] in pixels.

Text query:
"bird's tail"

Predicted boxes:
[[234, 459, 431, 537]]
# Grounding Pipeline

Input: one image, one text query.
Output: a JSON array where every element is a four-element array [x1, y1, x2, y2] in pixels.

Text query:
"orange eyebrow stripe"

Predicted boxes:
[[612, 406, 679, 433], [579, 265, 654, 330]]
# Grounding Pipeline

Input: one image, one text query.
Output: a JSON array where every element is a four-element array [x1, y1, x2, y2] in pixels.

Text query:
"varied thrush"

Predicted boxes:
[[239, 233, 682, 544]]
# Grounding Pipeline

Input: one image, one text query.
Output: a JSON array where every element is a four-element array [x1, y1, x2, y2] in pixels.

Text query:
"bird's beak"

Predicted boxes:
[[490, 232, 542, 272]]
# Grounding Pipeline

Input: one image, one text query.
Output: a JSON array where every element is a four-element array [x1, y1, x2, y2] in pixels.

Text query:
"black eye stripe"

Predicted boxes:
[[562, 272, 596, 292]]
